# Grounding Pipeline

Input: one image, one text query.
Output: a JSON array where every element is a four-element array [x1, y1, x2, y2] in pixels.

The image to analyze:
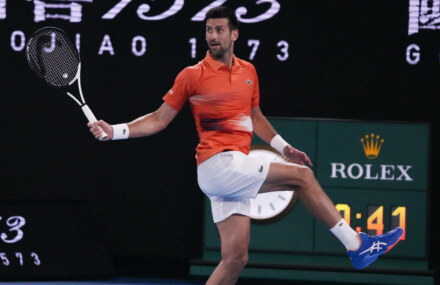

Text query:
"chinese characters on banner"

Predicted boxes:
[[29, 0, 93, 23], [409, 0, 440, 35], [0, 0, 94, 22], [0, 0, 6, 20], [0, 0, 281, 23]]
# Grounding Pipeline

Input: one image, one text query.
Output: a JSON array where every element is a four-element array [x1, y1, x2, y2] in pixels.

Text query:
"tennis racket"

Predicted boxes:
[[25, 26, 107, 140]]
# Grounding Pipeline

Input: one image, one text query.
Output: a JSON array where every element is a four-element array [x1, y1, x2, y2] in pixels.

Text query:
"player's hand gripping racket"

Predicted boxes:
[[25, 26, 107, 140]]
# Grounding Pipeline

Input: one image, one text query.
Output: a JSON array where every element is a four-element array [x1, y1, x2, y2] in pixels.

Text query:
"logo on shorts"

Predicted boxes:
[[258, 165, 264, 173], [246, 79, 252, 84]]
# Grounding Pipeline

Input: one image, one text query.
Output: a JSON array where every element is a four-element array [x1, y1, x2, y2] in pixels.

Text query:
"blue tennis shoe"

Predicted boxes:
[[347, 227, 403, 269]]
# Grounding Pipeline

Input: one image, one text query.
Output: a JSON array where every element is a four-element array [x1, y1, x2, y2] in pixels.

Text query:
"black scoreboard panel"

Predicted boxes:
[[1, 1, 438, 122], [0, 201, 114, 279], [0, 0, 438, 281]]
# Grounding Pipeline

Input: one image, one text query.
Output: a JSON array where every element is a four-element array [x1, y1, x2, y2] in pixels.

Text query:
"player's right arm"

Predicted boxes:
[[88, 102, 178, 141], [89, 66, 197, 141], [126, 102, 178, 138]]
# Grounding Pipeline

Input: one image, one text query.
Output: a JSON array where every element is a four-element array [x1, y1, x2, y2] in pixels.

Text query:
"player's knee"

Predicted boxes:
[[222, 251, 248, 273], [295, 166, 316, 188], [221, 242, 248, 273]]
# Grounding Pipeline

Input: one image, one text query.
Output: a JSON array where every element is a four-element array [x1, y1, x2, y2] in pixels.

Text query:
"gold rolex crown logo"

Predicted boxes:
[[360, 133, 384, 159]]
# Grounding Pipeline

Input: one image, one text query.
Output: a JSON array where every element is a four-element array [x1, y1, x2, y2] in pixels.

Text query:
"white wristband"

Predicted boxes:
[[270, 134, 289, 154], [112, 124, 129, 140]]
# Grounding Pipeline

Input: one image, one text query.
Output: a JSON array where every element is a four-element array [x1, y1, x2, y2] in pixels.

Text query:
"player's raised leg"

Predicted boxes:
[[259, 162, 343, 229], [259, 161, 403, 269], [206, 214, 250, 285]]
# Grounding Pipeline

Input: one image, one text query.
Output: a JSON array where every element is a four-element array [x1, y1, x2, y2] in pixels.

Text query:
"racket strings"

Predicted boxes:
[[27, 28, 80, 88]]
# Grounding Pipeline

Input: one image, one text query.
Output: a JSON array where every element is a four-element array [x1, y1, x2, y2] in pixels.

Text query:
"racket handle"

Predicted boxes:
[[81, 104, 108, 141]]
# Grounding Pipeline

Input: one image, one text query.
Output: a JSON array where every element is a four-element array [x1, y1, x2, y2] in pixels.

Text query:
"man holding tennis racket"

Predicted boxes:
[[89, 6, 403, 284]]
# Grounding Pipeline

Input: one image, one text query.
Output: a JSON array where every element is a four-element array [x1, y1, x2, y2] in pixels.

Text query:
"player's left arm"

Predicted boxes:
[[251, 106, 312, 166], [251, 106, 277, 143]]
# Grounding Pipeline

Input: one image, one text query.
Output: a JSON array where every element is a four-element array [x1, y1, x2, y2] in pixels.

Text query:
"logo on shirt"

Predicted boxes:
[[169, 89, 174, 95], [246, 79, 252, 85]]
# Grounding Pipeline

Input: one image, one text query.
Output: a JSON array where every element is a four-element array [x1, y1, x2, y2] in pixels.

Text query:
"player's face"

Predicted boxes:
[[206, 18, 238, 60]]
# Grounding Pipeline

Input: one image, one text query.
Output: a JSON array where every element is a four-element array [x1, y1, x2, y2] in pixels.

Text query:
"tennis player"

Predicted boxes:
[[89, 6, 403, 284]]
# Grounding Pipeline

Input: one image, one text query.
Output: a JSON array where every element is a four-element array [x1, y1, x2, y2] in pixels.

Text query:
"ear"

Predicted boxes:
[[231, 29, 239, 42]]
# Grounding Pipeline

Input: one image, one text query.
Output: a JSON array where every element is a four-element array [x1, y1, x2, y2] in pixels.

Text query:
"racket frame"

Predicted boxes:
[[26, 27, 107, 140]]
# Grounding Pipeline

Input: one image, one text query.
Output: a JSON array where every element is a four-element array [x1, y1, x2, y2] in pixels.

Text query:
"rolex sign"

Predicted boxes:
[[315, 121, 429, 191]]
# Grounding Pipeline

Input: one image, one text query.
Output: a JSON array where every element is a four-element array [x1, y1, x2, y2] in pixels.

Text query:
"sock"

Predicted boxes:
[[330, 218, 361, 251]]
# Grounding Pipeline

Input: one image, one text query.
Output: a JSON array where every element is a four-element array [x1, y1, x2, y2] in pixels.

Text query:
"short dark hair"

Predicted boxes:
[[205, 6, 239, 31]]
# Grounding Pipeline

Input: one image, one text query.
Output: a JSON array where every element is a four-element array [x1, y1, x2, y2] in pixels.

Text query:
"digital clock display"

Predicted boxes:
[[335, 204, 407, 240], [314, 186, 425, 258]]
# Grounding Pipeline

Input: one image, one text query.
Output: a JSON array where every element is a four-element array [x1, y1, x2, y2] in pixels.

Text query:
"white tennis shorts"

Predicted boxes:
[[197, 151, 271, 223]]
